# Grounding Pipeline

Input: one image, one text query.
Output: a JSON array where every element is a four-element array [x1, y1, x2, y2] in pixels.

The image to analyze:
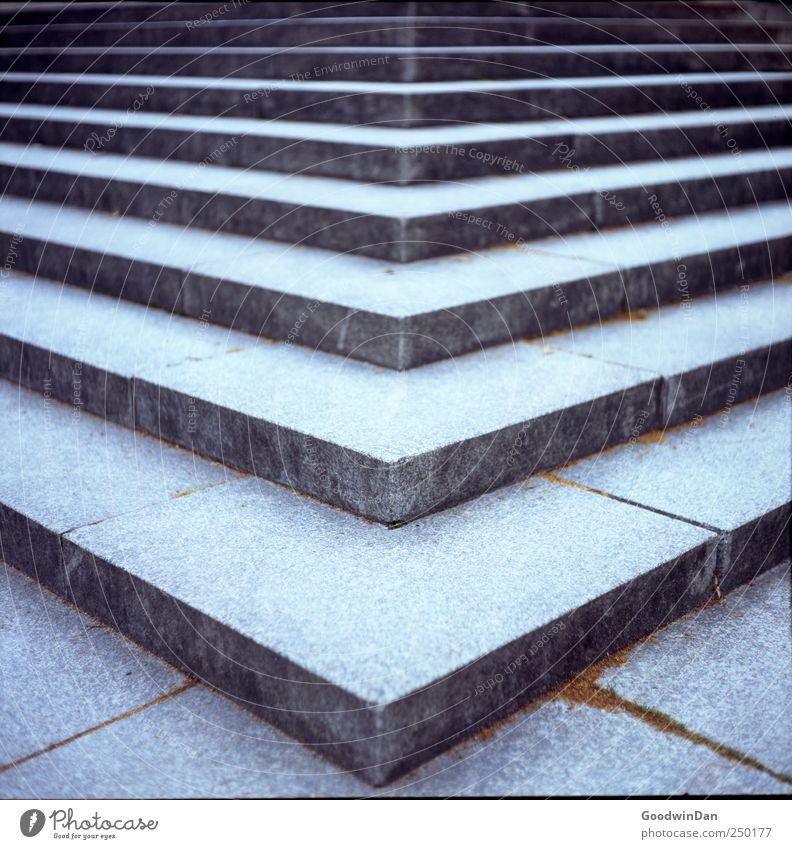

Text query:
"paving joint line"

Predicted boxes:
[[552, 637, 792, 786], [0, 681, 196, 774]]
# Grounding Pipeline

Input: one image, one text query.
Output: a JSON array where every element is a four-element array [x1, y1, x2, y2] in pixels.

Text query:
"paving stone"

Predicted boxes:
[[0, 377, 238, 592], [2, 552, 785, 797], [51, 469, 716, 784], [0, 272, 660, 522], [389, 700, 790, 796], [548, 282, 792, 427], [0, 271, 253, 428], [4, 197, 788, 369], [0, 684, 365, 799], [5, 17, 789, 50], [2, 141, 791, 261], [2, 686, 786, 798], [4, 69, 792, 126], [0, 562, 186, 766], [1, 0, 788, 796], [4, 43, 792, 81], [558, 392, 792, 590], [598, 564, 792, 778], [4, 102, 791, 181]]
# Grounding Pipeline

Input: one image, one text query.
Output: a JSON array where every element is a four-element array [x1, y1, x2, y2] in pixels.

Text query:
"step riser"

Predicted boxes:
[[0, 331, 662, 522], [2, 161, 790, 262], [3, 224, 789, 369], [1, 318, 788, 522], [2, 377, 786, 785], [5, 20, 791, 49], [1, 2, 774, 26], [3, 47, 791, 81], [59, 529, 717, 785], [3, 113, 790, 181], [661, 340, 792, 426], [0, 161, 404, 260], [0, 459, 721, 784], [7, 77, 792, 125]]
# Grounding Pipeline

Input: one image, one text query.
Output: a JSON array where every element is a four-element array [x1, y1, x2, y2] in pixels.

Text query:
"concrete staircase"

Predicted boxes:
[[0, 0, 790, 788]]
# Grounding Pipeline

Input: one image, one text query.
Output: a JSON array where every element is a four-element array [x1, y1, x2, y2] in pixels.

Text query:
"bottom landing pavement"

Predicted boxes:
[[0, 559, 789, 797], [0, 381, 789, 789]]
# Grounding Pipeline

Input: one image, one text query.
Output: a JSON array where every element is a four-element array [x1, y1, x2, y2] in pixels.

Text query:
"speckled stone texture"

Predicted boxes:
[[0, 272, 660, 523], [3, 43, 792, 81], [599, 564, 792, 779], [549, 282, 792, 427], [0, 564, 186, 766], [559, 392, 792, 591], [1, 557, 787, 798], [1, 141, 791, 260], [3, 103, 791, 181], [2, 198, 789, 369], [5, 18, 792, 51], [3, 271, 788, 524], [2, 68, 791, 125], [1, 0, 790, 797], [0, 378, 237, 594], [56, 472, 716, 784]]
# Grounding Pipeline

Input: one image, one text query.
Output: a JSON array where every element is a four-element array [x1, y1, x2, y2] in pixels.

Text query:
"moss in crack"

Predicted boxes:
[[554, 649, 792, 786]]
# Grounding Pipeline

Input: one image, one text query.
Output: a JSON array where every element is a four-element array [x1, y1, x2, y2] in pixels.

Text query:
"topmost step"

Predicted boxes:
[[4, 15, 792, 49], [1, 2, 789, 26]]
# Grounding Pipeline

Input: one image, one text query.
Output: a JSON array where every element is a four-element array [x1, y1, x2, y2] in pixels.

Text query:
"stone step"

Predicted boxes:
[[0, 271, 788, 522], [1, 141, 790, 261], [4, 16, 791, 49], [2, 196, 790, 369], [548, 279, 792, 427], [554, 390, 791, 593], [1, 2, 777, 26], [1, 375, 786, 784], [3, 102, 790, 182], [3, 43, 790, 81], [3, 70, 791, 125]]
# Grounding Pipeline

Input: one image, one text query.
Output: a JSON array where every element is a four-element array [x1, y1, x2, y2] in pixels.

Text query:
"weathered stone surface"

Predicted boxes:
[[558, 392, 792, 589], [3, 43, 791, 81], [3, 553, 786, 797], [5, 198, 789, 370], [54, 471, 716, 784], [4, 17, 790, 50], [548, 282, 792, 427], [3, 102, 791, 181], [599, 564, 792, 778], [2, 138, 791, 260], [2, 688, 786, 798], [0, 272, 659, 522], [0, 563, 185, 766], [4, 2, 787, 27], [0, 377, 237, 591]]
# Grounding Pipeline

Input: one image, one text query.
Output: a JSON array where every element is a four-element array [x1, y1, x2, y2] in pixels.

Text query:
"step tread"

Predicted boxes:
[[5, 101, 790, 146], [0, 378, 785, 783], [2, 195, 790, 318], [64, 472, 711, 708], [2, 141, 790, 218], [1, 270, 788, 524], [549, 282, 792, 378], [4, 41, 791, 57], [5, 67, 791, 93], [560, 390, 791, 532], [0, 271, 651, 461], [0, 377, 238, 533], [2, 374, 753, 784]]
